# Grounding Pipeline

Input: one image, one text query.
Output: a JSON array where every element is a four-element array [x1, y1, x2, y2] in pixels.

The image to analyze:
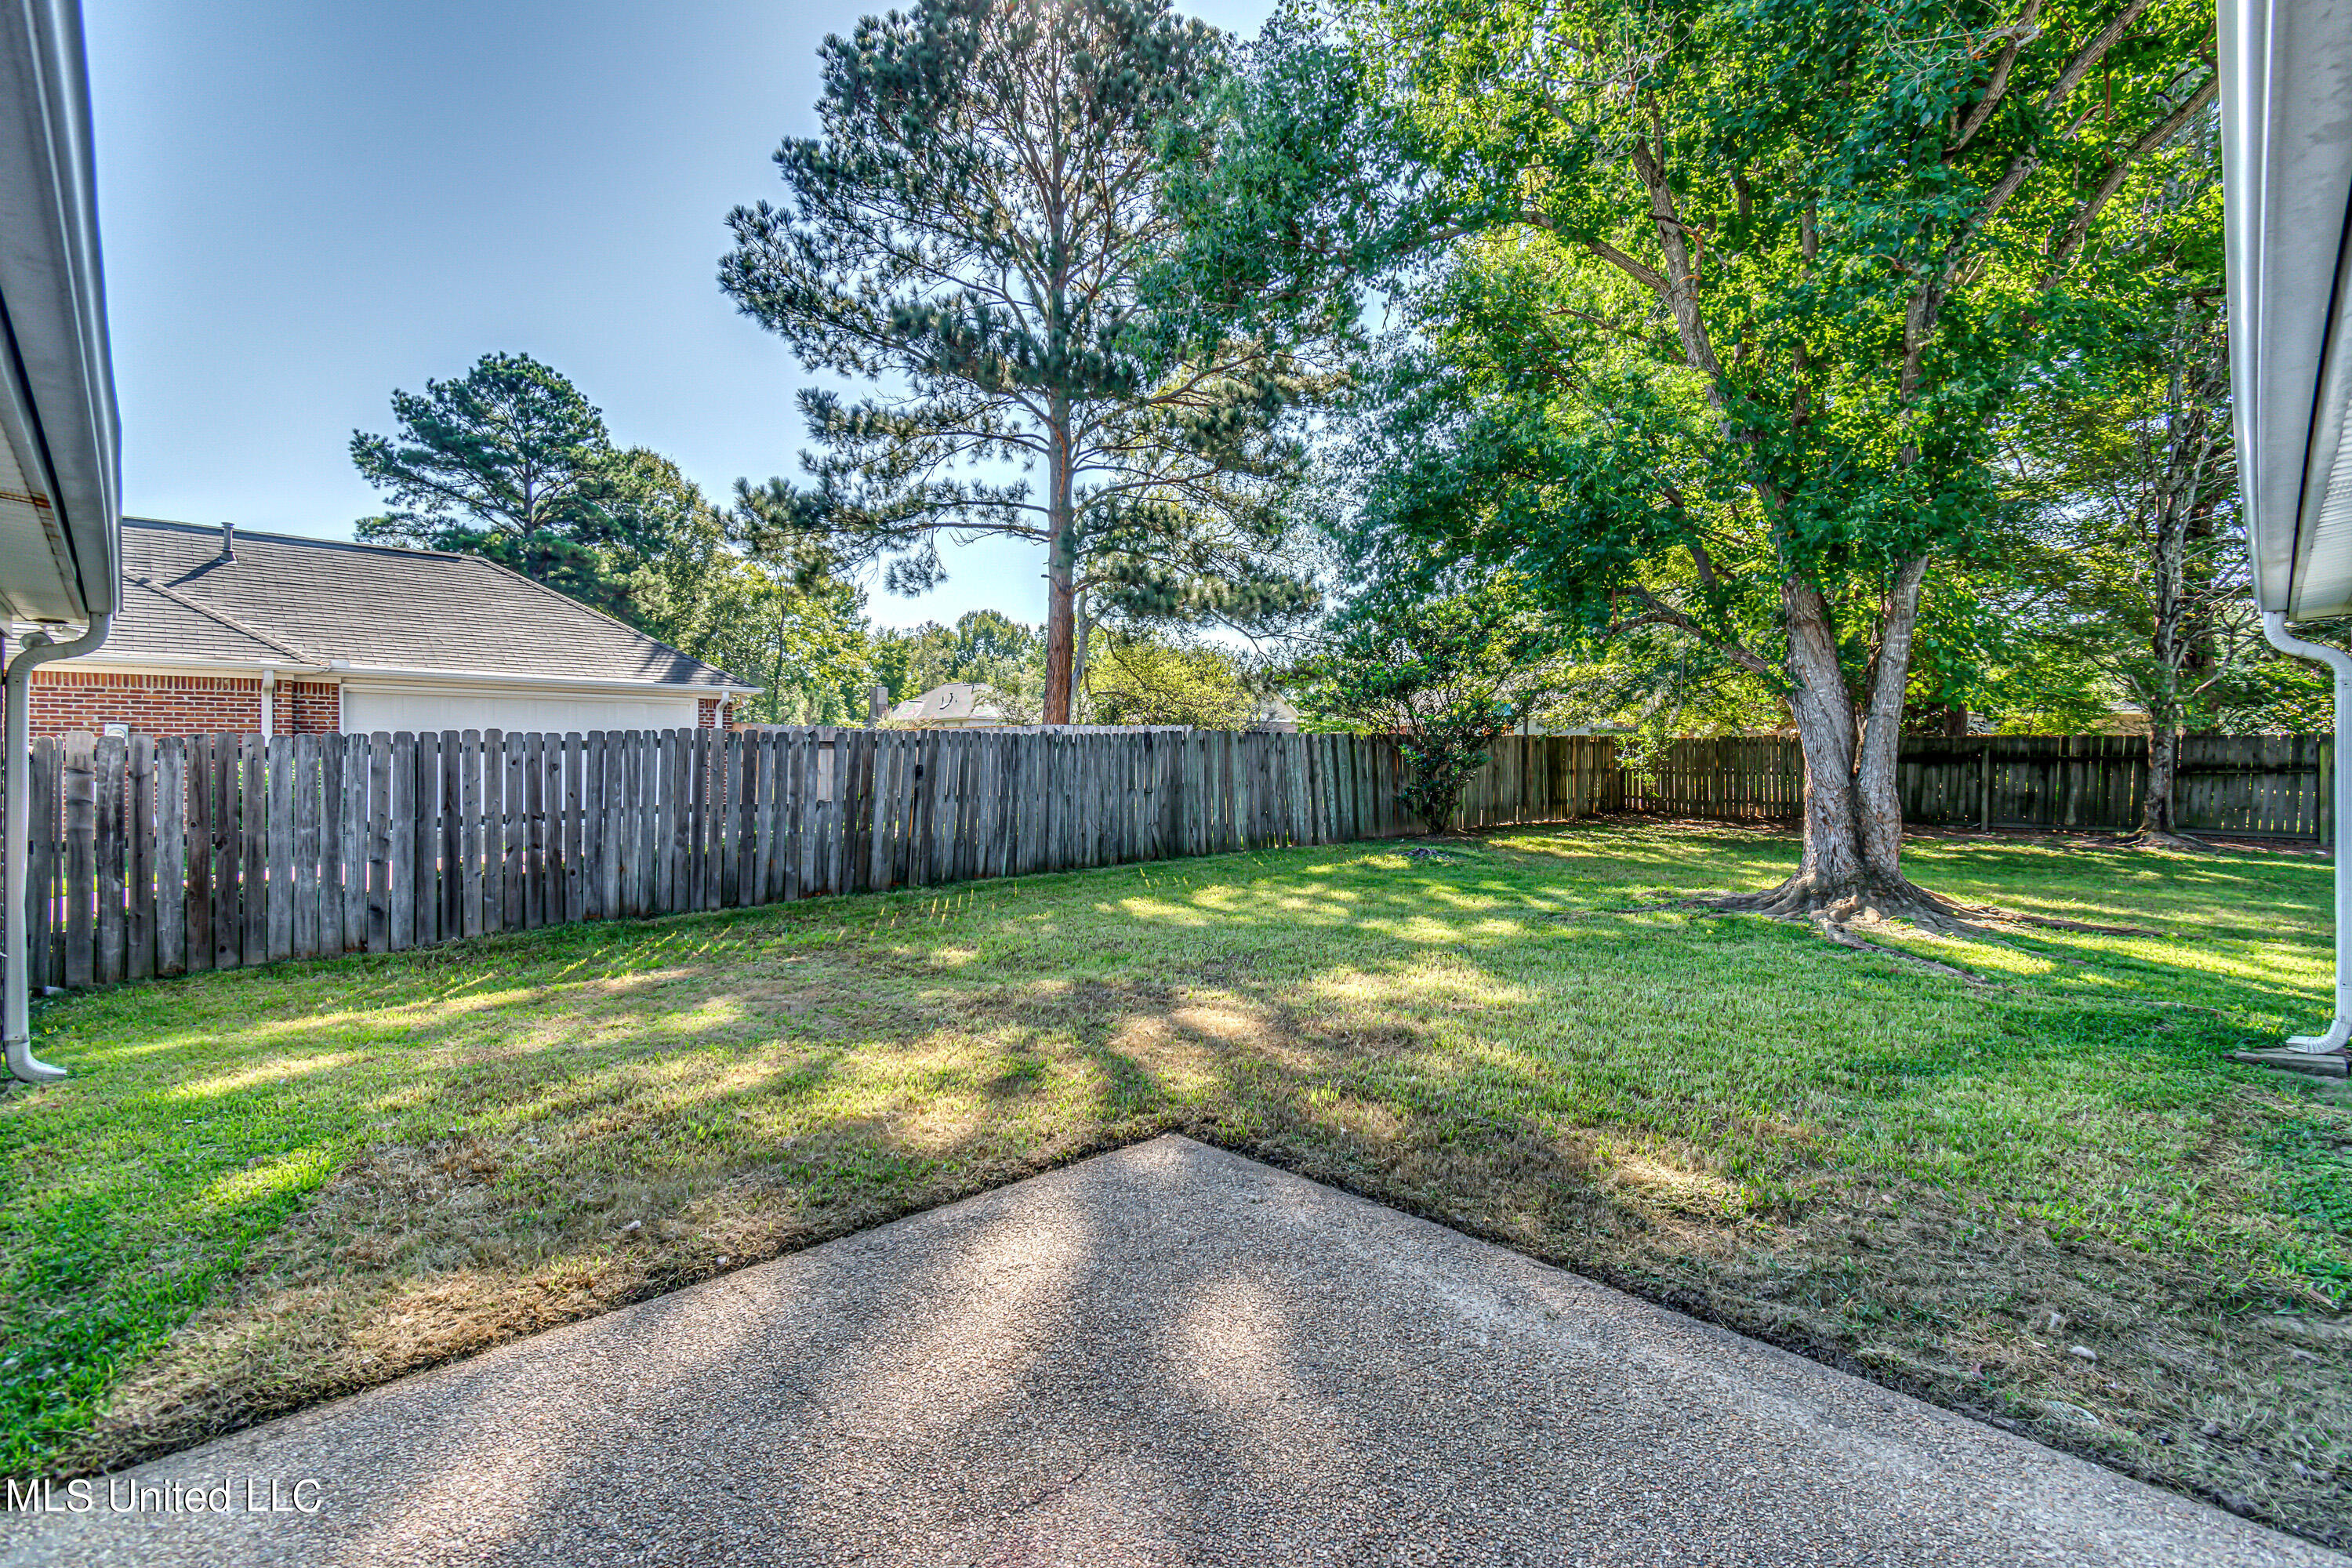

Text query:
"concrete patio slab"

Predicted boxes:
[[0, 1134, 2335, 1567]]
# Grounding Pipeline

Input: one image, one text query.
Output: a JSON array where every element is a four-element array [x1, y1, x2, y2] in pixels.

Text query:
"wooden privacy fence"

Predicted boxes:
[[1450, 735, 1624, 828], [0, 727, 2321, 997], [4, 725, 1443, 993], [1621, 734, 2330, 839]]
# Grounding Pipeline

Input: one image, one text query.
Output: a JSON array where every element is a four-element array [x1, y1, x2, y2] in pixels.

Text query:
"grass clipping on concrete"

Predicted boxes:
[[2, 823, 2348, 1545]]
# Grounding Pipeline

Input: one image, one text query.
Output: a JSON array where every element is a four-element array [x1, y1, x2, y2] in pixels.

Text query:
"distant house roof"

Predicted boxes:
[[105, 518, 751, 690], [1250, 692, 1299, 729], [886, 681, 1007, 726]]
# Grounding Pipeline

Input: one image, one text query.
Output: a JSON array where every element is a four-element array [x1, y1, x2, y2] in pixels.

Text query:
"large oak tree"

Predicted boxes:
[[1170, 0, 2216, 922]]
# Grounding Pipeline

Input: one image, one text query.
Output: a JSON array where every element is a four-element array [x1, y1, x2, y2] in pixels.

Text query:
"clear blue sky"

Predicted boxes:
[[85, 0, 1274, 630]]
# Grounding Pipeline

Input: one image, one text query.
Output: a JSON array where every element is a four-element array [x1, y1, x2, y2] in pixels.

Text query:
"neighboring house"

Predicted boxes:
[[885, 682, 1010, 729], [1249, 693, 1300, 732], [16, 518, 758, 739]]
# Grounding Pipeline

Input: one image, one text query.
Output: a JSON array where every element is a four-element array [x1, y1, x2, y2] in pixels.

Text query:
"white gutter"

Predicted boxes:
[[324, 662, 760, 698], [16, 649, 328, 677], [2227, 0, 2352, 1058], [5, 610, 107, 1082], [2223, 0, 2352, 619], [2263, 612, 2352, 1053]]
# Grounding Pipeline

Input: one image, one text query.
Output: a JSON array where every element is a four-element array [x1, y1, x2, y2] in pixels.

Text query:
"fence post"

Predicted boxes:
[[267, 735, 294, 964], [2323, 736, 2335, 847], [94, 732, 124, 985], [239, 737, 267, 967], [183, 735, 211, 972], [321, 733, 346, 956], [340, 734, 368, 953], [154, 736, 183, 977], [366, 732, 391, 953], [58, 732, 95, 990]]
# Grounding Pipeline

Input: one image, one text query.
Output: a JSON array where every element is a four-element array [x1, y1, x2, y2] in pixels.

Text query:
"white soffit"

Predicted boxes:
[[2226, 0, 2352, 620], [0, 0, 115, 626]]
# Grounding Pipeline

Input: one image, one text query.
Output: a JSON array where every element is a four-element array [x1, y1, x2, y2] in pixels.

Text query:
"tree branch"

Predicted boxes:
[[1582, 238, 1668, 296], [2042, 71, 2219, 279], [1949, 0, 2047, 153], [2039, 0, 2154, 118], [1621, 586, 1777, 678]]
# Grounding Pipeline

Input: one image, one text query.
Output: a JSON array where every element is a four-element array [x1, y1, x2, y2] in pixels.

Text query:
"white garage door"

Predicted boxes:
[[339, 688, 705, 737]]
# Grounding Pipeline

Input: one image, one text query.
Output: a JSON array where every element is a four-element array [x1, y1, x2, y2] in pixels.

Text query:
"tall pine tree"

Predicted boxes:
[[720, 0, 1317, 723], [352, 352, 660, 621]]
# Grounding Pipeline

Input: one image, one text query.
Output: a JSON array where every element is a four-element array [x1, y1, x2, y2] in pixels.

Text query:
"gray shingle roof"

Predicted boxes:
[[111, 519, 749, 689], [114, 576, 288, 663]]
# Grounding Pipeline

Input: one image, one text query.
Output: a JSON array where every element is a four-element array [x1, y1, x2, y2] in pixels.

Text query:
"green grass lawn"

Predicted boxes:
[[2, 821, 2347, 1543]]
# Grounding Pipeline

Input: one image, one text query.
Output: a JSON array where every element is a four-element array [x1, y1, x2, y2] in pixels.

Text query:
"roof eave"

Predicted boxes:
[[0, 0, 118, 626], [36, 651, 760, 698], [323, 661, 760, 698], [2224, 0, 2352, 622]]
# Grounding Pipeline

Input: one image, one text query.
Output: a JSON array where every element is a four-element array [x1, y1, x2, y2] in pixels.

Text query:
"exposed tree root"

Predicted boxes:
[[1704, 876, 2001, 938], [1810, 920, 1995, 985], [2111, 827, 2216, 854], [1661, 872, 2156, 947], [1936, 903, 2156, 938]]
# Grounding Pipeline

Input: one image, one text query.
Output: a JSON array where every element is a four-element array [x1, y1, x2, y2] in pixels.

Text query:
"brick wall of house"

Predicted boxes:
[[25, 670, 343, 739], [698, 697, 723, 728], [281, 681, 340, 733]]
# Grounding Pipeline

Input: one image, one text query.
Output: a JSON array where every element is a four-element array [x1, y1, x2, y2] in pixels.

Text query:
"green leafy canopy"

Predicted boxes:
[[1167, 0, 2216, 894], [350, 351, 662, 620]]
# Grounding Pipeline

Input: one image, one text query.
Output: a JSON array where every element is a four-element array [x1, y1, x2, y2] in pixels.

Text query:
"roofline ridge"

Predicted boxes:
[[124, 515, 499, 567], [129, 573, 321, 666], [457, 549, 754, 688]]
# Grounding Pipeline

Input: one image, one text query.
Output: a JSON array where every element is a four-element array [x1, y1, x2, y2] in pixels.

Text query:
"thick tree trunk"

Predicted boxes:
[[2128, 419, 2209, 849], [1041, 397, 1078, 725], [1043, 564, 1076, 725], [2143, 725, 2180, 837], [1854, 557, 1927, 880], [1068, 589, 1091, 720], [1728, 562, 1949, 924], [2129, 687, 2205, 847]]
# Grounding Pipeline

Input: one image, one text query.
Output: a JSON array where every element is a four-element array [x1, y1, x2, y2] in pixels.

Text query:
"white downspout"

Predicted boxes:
[[2263, 612, 2352, 1053], [259, 665, 276, 740], [5, 613, 114, 1083]]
